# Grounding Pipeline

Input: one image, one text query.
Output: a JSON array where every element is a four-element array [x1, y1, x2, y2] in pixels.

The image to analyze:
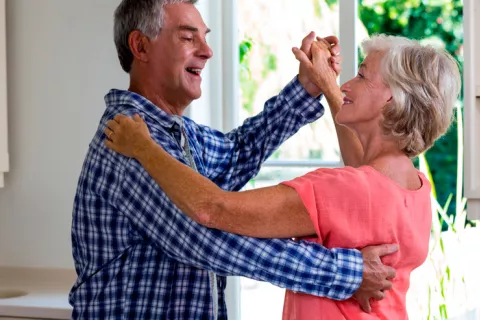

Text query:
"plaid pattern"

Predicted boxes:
[[69, 76, 363, 319]]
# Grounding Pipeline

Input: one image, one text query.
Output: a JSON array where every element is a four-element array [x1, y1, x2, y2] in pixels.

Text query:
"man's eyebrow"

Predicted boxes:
[[359, 62, 367, 70], [178, 25, 211, 34]]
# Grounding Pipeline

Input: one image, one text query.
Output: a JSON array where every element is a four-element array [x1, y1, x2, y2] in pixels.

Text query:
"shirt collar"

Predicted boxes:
[[105, 89, 184, 130]]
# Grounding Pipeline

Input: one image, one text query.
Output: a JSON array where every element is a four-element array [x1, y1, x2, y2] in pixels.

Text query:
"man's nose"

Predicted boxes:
[[197, 41, 213, 60]]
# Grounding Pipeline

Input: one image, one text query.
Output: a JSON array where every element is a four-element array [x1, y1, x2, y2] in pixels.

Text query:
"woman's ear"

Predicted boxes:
[[128, 30, 150, 63]]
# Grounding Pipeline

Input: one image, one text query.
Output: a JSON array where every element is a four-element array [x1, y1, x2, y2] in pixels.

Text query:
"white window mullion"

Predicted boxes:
[[338, 0, 358, 85], [194, 1, 242, 319], [464, 0, 480, 219], [218, 0, 242, 317], [0, 0, 9, 188]]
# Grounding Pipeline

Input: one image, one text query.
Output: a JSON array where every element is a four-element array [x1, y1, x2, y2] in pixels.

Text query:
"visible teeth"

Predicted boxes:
[[187, 68, 201, 75]]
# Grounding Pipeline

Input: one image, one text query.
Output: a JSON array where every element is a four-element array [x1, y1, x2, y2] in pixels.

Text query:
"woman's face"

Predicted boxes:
[[337, 51, 392, 129]]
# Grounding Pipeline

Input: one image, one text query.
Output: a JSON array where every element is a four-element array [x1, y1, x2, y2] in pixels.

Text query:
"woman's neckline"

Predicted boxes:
[[360, 165, 427, 193]]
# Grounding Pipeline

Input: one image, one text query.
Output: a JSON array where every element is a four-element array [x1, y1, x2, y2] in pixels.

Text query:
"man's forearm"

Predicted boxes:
[[324, 87, 364, 167], [120, 160, 364, 299]]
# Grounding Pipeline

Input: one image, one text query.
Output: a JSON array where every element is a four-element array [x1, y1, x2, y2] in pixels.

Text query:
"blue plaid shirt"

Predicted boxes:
[[70, 76, 363, 319]]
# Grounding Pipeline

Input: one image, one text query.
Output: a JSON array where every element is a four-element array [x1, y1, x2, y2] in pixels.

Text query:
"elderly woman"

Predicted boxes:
[[104, 35, 461, 319]]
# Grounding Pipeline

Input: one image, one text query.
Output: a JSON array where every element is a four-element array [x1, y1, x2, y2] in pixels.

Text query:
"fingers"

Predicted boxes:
[[310, 42, 332, 64], [292, 47, 312, 66], [114, 114, 129, 124], [105, 127, 114, 140], [381, 279, 393, 291], [331, 56, 342, 76], [372, 291, 386, 301], [357, 297, 372, 313], [104, 138, 117, 152], [376, 244, 399, 257], [322, 35, 341, 56], [107, 119, 120, 131], [385, 266, 396, 280], [133, 113, 143, 122], [312, 39, 331, 53], [323, 35, 339, 46], [331, 54, 342, 65], [300, 31, 316, 58]]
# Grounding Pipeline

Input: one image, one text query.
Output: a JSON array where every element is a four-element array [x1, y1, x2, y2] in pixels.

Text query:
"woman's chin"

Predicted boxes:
[[335, 113, 348, 126]]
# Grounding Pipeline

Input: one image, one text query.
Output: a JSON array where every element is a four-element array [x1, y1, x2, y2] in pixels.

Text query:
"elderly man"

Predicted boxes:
[[69, 0, 397, 319]]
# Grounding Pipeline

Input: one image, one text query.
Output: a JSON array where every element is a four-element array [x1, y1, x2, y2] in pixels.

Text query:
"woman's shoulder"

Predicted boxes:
[[283, 166, 372, 195], [299, 165, 371, 182]]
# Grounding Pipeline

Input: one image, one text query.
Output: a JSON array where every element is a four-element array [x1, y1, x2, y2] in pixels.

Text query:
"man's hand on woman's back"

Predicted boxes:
[[354, 244, 399, 313]]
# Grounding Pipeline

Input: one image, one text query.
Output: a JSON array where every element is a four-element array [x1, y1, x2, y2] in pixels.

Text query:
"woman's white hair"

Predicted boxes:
[[114, 0, 198, 73], [361, 34, 461, 157]]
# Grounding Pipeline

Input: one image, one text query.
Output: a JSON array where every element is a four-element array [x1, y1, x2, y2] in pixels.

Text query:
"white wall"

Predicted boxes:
[[0, 0, 127, 268]]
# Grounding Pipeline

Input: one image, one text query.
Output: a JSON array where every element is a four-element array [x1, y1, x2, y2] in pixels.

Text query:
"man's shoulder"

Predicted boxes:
[[182, 116, 230, 145]]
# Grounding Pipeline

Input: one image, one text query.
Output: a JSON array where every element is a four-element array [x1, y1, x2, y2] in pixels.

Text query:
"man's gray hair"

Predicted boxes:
[[114, 0, 198, 73], [361, 34, 461, 157]]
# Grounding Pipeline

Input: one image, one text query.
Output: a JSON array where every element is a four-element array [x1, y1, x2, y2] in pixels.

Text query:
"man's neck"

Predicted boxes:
[[128, 81, 188, 116]]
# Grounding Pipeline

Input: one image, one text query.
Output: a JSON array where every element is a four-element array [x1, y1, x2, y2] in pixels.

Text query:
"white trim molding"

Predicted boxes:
[[339, 0, 358, 85], [464, 0, 480, 219], [0, 0, 9, 188]]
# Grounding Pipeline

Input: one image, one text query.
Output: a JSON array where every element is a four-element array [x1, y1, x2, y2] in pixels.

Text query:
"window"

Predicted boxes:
[[193, 0, 475, 319], [464, 0, 480, 219], [237, 2, 355, 319], [0, 0, 8, 188], [191, 1, 360, 319]]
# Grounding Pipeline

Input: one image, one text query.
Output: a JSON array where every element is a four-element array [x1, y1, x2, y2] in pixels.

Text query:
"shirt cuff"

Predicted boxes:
[[327, 248, 364, 300], [283, 75, 325, 122]]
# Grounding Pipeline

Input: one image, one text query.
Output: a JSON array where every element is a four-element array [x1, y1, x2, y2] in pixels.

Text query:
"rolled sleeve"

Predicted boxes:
[[284, 76, 325, 121], [328, 248, 363, 300]]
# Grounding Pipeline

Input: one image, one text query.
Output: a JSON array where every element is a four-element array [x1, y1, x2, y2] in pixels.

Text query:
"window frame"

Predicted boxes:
[[464, 0, 480, 219], [0, 0, 9, 188]]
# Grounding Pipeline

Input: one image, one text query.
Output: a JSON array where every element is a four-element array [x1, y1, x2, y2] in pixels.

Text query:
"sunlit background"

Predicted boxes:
[[236, 1, 479, 319]]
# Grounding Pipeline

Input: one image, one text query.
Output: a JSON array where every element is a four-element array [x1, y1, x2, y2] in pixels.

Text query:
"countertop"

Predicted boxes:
[[0, 267, 75, 319]]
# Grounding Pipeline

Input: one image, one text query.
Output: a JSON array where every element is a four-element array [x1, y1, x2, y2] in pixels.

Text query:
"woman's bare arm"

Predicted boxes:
[[105, 115, 316, 238], [293, 41, 364, 167]]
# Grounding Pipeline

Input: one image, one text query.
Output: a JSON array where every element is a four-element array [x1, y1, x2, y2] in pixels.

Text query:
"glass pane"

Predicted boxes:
[[238, 2, 341, 318], [238, 0, 469, 319], [239, 0, 341, 163], [240, 166, 317, 320]]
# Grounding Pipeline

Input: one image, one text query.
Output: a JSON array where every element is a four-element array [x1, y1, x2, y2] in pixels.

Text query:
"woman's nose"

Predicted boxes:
[[340, 80, 352, 92]]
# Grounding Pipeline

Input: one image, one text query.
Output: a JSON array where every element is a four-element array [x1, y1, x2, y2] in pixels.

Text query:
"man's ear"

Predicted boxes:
[[128, 30, 149, 63]]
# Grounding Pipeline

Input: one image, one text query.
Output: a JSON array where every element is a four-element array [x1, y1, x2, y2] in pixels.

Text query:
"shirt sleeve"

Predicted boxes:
[[281, 167, 370, 246], [199, 76, 325, 191], [116, 159, 363, 300]]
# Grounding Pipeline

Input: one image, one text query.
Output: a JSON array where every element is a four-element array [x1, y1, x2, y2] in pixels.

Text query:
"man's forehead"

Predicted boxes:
[[177, 24, 211, 34], [163, 3, 209, 32]]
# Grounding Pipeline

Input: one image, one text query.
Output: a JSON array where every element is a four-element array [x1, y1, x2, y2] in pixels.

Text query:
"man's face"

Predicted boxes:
[[147, 3, 213, 104]]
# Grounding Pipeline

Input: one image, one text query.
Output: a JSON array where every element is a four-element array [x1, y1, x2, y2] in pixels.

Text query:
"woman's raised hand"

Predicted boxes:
[[293, 39, 339, 97]]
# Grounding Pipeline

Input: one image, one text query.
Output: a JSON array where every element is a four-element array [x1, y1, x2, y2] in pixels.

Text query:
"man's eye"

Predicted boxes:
[[182, 37, 193, 42]]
